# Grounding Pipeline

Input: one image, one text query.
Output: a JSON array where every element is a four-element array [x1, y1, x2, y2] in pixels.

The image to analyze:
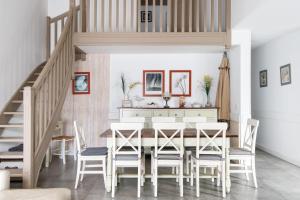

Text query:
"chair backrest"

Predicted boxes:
[[73, 121, 87, 155], [195, 122, 228, 159], [152, 117, 176, 123], [120, 117, 145, 123], [152, 122, 186, 158], [183, 117, 207, 128], [242, 119, 259, 154], [111, 123, 144, 159]]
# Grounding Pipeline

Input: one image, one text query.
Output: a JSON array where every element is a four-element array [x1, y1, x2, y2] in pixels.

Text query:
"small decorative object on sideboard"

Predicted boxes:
[[120, 73, 141, 107], [163, 92, 171, 108], [179, 96, 185, 108], [202, 75, 213, 107]]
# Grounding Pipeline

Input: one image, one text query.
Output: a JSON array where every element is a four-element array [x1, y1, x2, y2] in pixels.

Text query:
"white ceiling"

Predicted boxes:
[[232, 0, 300, 48]]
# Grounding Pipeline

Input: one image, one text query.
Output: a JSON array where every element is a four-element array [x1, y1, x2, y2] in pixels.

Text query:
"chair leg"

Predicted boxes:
[[196, 161, 200, 198], [80, 161, 86, 182], [211, 167, 215, 183], [186, 151, 190, 182], [112, 162, 116, 198], [138, 160, 141, 198], [190, 158, 194, 186], [222, 162, 226, 198], [243, 160, 250, 181], [217, 165, 221, 187], [151, 152, 154, 184], [154, 159, 158, 197], [176, 167, 179, 183], [251, 156, 258, 188], [62, 139, 66, 165], [180, 162, 183, 197], [73, 140, 77, 161], [74, 159, 81, 189], [103, 158, 107, 188]]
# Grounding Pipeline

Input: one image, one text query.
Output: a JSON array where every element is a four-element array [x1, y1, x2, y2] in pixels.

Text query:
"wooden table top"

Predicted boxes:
[[100, 128, 238, 138]]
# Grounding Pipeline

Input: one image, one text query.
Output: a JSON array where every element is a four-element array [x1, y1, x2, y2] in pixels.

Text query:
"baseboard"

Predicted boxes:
[[256, 144, 300, 167]]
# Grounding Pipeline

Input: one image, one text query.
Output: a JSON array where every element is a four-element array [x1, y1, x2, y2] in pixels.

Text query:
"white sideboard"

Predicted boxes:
[[119, 108, 218, 128]]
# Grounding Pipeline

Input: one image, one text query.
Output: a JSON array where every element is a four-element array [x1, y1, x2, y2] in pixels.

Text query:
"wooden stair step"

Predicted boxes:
[[3, 112, 23, 115], [0, 124, 23, 128], [26, 81, 35, 84], [0, 152, 23, 159], [11, 100, 23, 104], [7, 168, 23, 178], [0, 137, 23, 143], [34, 73, 40, 76]]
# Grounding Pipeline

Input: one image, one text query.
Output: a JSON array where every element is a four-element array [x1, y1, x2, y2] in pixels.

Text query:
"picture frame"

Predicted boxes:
[[143, 70, 165, 96], [169, 70, 192, 96], [280, 64, 291, 86], [259, 70, 268, 88], [72, 72, 90, 95]]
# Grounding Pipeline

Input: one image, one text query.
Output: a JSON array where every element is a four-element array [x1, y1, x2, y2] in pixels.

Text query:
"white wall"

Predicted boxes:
[[0, 0, 47, 111], [0, 0, 47, 154], [252, 28, 300, 167], [48, 0, 69, 17], [109, 53, 223, 118]]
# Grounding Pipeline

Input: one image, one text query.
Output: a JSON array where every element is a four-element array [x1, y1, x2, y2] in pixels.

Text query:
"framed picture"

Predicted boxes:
[[259, 70, 268, 87], [141, 11, 152, 23], [280, 64, 291, 86], [169, 70, 192, 96], [72, 72, 90, 95], [143, 70, 165, 96]]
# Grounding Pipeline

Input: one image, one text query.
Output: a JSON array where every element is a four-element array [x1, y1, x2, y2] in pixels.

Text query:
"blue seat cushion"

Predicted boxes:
[[156, 154, 182, 160], [229, 148, 253, 155], [81, 147, 107, 156], [192, 152, 224, 161], [114, 154, 139, 161]]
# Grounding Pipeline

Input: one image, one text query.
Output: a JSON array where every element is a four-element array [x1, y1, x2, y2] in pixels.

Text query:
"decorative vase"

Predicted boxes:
[[206, 93, 212, 107], [122, 95, 132, 107], [179, 96, 185, 108]]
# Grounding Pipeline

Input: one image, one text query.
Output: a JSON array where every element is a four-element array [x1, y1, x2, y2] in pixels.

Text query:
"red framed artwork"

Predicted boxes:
[[143, 70, 165, 96], [72, 72, 90, 95], [169, 70, 192, 96]]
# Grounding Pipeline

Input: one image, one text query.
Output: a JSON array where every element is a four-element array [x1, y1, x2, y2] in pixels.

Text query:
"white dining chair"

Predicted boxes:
[[74, 121, 107, 189], [182, 117, 207, 182], [111, 122, 144, 198], [190, 122, 228, 198], [152, 117, 176, 123], [229, 119, 259, 188], [120, 117, 146, 123], [152, 122, 185, 197], [151, 117, 177, 180]]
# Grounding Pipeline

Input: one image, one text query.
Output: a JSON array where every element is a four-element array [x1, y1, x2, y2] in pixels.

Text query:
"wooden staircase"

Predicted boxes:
[[0, 63, 45, 179]]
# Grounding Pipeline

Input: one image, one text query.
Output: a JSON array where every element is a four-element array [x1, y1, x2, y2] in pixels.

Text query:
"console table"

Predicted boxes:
[[119, 107, 218, 128]]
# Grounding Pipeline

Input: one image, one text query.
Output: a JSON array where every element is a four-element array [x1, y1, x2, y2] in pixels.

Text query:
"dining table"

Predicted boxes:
[[100, 128, 238, 193]]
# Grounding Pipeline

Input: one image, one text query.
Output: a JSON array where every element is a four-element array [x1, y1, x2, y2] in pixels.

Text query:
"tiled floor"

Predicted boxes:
[[37, 150, 300, 200]]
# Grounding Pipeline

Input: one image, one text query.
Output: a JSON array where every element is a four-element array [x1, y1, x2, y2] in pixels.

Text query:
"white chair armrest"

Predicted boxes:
[[0, 170, 10, 191]]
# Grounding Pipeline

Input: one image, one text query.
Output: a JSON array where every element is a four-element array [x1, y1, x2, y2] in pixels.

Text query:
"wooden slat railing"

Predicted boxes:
[[23, 6, 75, 188], [77, 0, 230, 34], [47, 6, 80, 58]]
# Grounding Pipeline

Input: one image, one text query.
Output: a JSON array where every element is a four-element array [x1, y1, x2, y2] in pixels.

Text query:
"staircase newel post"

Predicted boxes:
[[23, 86, 35, 188]]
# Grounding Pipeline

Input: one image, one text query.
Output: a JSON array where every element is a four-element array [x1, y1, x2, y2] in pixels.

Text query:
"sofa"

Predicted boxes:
[[0, 170, 71, 200]]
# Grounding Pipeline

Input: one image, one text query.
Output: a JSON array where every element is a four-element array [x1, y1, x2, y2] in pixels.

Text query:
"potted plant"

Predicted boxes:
[[202, 75, 213, 107]]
